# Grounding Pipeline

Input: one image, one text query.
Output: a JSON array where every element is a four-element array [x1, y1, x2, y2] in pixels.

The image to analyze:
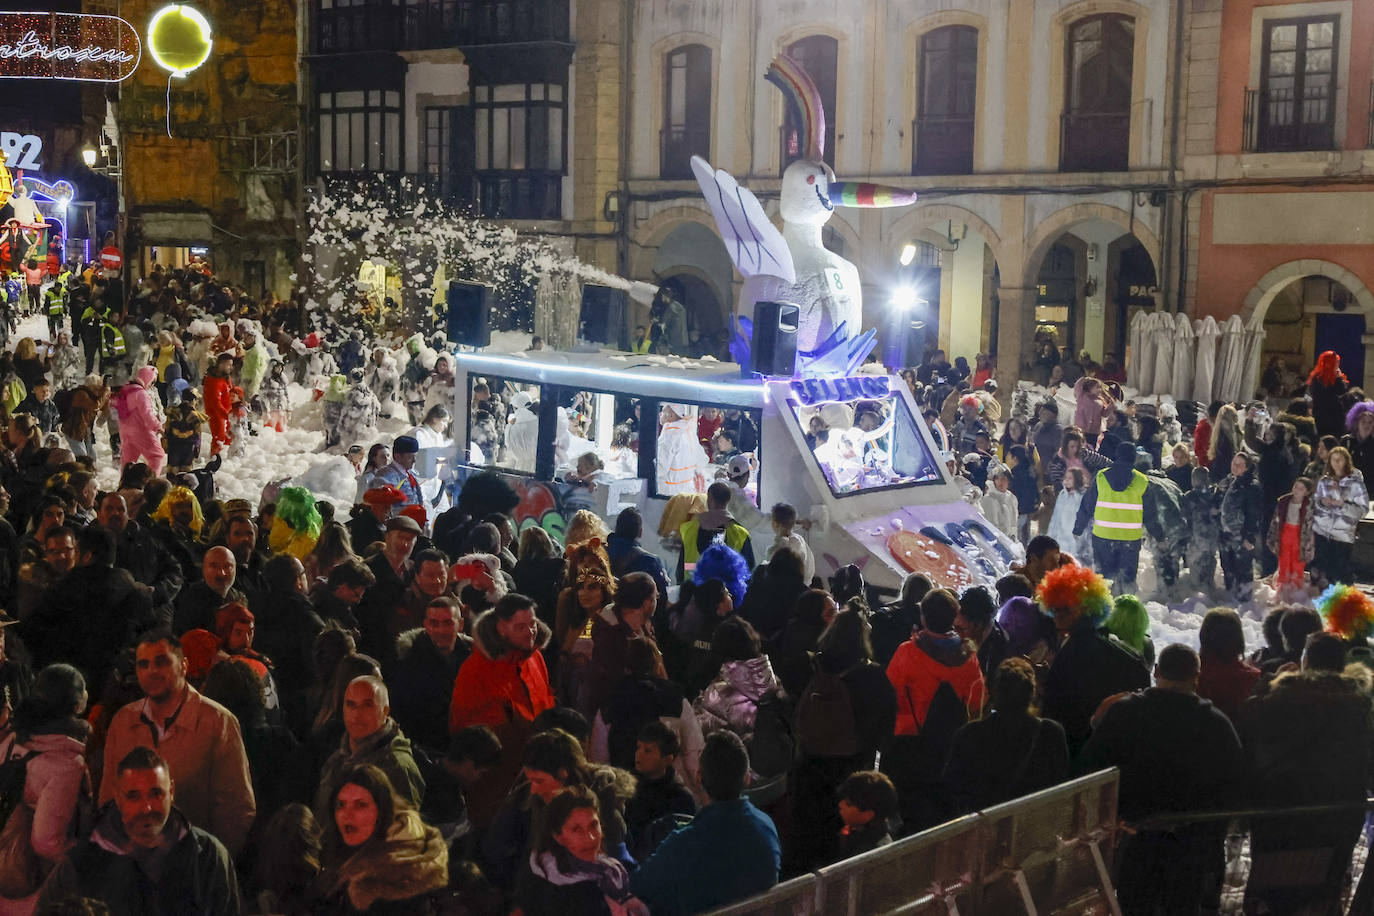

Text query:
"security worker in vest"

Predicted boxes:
[[677, 480, 755, 582], [44, 278, 65, 339], [1073, 441, 1158, 592]]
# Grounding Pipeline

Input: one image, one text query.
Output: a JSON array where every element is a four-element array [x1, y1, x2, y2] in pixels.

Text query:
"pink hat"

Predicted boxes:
[[136, 365, 157, 387]]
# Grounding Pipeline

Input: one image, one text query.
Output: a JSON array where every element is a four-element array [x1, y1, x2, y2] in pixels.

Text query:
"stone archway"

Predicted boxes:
[[1241, 259, 1374, 389]]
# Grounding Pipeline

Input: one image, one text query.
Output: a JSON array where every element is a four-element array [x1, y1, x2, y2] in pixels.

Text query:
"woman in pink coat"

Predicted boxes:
[[113, 365, 166, 475], [0, 663, 92, 905], [1072, 376, 1114, 441]]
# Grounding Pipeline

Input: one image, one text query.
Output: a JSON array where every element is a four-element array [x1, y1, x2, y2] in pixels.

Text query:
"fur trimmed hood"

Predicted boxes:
[[326, 809, 449, 911], [471, 605, 552, 660]]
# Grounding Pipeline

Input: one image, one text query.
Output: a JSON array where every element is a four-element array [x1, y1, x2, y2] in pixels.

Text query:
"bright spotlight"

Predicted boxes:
[[891, 286, 918, 311], [82, 148, 98, 168], [899, 243, 917, 267]]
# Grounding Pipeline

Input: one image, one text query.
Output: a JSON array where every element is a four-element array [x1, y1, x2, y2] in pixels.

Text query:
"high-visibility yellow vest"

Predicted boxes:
[[680, 518, 750, 564], [1092, 469, 1148, 541], [45, 287, 63, 316], [101, 323, 126, 358]]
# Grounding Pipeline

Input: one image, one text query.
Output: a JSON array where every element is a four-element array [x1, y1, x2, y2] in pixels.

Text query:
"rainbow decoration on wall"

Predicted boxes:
[[766, 55, 827, 161]]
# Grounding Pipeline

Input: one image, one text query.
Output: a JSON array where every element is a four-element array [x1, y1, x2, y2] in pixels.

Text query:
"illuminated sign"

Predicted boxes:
[[790, 375, 892, 406], [0, 134, 41, 170], [149, 5, 212, 77], [0, 12, 140, 82]]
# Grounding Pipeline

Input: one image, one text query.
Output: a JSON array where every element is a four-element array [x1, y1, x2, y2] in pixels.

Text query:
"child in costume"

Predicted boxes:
[[1181, 466, 1220, 590], [1047, 467, 1093, 567], [321, 372, 349, 448], [260, 358, 291, 432], [202, 351, 234, 456], [227, 386, 251, 459], [1268, 476, 1316, 595], [164, 386, 207, 473]]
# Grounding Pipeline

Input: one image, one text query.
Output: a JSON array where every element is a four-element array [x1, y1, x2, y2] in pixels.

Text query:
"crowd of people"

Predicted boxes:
[[905, 339, 1372, 603], [0, 260, 1369, 916]]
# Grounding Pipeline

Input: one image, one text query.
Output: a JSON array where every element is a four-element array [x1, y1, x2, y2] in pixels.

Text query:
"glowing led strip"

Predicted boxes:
[[0, 12, 141, 82], [457, 351, 764, 402]]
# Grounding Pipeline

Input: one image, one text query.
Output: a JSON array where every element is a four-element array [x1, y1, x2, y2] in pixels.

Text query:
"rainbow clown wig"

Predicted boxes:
[[1318, 583, 1374, 641], [1036, 565, 1113, 627]]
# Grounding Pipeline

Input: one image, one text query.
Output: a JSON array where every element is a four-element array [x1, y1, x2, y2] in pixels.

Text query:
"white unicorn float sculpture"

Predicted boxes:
[[692, 55, 921, 375]]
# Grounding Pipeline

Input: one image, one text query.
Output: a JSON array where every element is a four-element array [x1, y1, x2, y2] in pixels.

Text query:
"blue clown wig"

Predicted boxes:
[[693, 540, 752, 604]]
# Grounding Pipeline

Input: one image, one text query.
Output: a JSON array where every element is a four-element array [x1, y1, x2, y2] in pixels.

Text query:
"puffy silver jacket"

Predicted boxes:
[[693, 655, 782, 745], [1313, 470, 1369, 543]]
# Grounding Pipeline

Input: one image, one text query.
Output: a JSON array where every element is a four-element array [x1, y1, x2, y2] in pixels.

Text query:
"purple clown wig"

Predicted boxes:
[[1345, 400, 1374, 436]]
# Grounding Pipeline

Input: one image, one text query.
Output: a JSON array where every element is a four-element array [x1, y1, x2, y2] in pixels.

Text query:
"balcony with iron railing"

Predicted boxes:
[[660, 126, 710, 180], [1243, 85, 1335, 153], [1059, 111, 1130, 172], [912, 113, 975, 176], [316, 0, 403, 54]]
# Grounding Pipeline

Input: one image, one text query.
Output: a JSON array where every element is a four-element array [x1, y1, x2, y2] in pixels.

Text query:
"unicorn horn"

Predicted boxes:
[[829, 182, 918, 208]]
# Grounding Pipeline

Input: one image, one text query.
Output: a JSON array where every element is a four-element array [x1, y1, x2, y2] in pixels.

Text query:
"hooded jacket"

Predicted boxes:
[[7, 721, 91, 864], [36, 806, 240, 916], [886, 631, 986, 735], [388, 627, 470, 753], [316, 809, 449, 915], [1241, 666, 1374, 809], [449, 607, 555, 735], [1073, 445, 1156, 539]]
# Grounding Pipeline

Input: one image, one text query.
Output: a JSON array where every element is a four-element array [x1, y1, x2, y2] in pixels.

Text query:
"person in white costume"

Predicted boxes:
[[656, 403, 711, 495]]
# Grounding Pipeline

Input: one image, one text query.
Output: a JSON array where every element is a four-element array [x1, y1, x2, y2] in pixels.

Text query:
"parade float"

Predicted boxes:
[[451, 55, 1017, 594]]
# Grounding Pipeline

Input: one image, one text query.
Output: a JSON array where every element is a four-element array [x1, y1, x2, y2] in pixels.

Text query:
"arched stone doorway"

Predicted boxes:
[[650, 221, 734, 350], [1242, 260, 1374, 390], [1029, 219, 1157, 371]]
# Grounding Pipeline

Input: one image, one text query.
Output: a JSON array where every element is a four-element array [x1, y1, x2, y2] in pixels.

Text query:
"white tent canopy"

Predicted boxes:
[[1150, 311, 1176, 396], [1215, 314, 1249, 403], [1126, 310, 1149, 390], [1170, 312, 1195, 399], [1193, 316, 1220, 404], [1136, 312, 1160, 394]]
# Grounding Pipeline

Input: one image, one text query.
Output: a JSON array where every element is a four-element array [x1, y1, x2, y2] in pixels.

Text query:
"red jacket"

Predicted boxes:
[[203, 372, 232, 421], [1197, 655, 1260, 722], [887, 631, 986, 735], [449, 608, 554, 734]]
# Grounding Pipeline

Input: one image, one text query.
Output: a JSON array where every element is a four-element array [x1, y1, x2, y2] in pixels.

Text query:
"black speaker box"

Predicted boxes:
[[447, 281, 491, 347], [751, 300, 799, 376], [579, 284, 629, 349]]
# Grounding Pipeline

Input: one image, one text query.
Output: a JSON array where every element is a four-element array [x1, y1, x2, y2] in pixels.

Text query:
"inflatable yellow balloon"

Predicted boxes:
[[149, 5, 212, 76]]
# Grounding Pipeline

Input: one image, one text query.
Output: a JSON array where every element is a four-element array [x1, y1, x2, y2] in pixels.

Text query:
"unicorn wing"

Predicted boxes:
[[691, 155, 795, 284]]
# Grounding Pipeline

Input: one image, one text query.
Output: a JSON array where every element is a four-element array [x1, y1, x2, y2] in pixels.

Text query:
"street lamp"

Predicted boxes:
[[899, 243, 917, 267], [81, 147, 97, 168]]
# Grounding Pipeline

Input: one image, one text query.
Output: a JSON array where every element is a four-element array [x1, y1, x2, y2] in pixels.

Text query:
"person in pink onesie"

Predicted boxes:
[[114, 365, 166, 475]]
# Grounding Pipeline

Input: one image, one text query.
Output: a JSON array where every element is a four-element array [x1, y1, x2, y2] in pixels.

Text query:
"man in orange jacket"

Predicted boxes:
[[449, 592, 554, 826], [883, 587, 986, 831]]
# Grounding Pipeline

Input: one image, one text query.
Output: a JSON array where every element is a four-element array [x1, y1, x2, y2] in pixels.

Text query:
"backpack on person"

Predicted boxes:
[[747, 693, 796, 778], [794, 658, 859, 758], [0, 741, 41, 898]]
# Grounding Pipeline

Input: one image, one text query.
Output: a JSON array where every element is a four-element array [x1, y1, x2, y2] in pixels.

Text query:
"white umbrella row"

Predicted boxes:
[[1126, 310, 1265, 403]]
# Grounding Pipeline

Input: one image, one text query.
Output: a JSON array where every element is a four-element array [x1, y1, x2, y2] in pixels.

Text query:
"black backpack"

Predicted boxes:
[[747, 693, 796, 778], [0, 743, 37, 830], [794, 659, 859, 758]]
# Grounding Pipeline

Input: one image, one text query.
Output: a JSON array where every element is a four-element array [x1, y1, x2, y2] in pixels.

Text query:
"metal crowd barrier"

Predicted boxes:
[[702, 769, 1122, 916]]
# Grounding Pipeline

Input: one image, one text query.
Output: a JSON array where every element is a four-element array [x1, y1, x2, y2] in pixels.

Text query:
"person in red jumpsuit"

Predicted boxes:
[[203, 351, 234, 455]]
